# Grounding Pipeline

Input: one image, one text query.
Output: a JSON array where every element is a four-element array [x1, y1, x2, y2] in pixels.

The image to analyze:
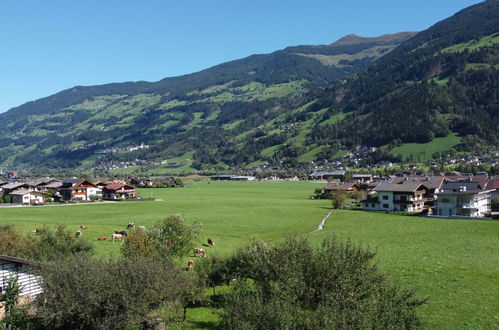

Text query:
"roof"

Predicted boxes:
[[0, 254, 44, 266], [324, 182, 359, 191], [42, 181, 63, 189], [1, 182, 27, 190], [373, 182, 428, 193], [352, 174, 372, 178], [438, 181, 491, 194], [104, 183, 136, 191], [486, 176, 499, 190], [9, 189, 45, 196], [72, 179, 98, 189], [310, 171, 345, 176], [390, 176, 444, 190]]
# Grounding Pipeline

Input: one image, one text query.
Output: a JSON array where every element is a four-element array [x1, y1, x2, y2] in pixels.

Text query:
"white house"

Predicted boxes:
[[10, 190, 46, 205], [361, 182, 429, 212], [435, 181, 493, 218]]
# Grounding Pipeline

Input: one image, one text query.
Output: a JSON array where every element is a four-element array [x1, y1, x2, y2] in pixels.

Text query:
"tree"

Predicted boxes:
[[330, 190, 348, 209], [216, 237, 425, 329], [31, 225, 93, 262], [35, 255, 203, 329], [0, 225, 36, 258], [492, 197, 499, 212], [150, 214, 201, 259]]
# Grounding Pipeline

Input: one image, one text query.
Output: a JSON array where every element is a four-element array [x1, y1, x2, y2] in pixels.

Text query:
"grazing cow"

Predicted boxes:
[[97, 236, 109, 241], [75, 230, 82, 237], [187, 260, 195, 271], [111, 233, 123, 242], [32, 228, 45, 234], [207, 237, 215, 247], [127, 223, 135, 229], [114, 230, 127, 236], [138, 225, 146, 231], [79, 225, 89, 229], [194, 248, 206, 258]]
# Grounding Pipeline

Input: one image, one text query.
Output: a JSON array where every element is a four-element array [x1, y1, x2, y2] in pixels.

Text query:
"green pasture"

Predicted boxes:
[[0, 181, 497, 329], [391, 132, 462, 161]]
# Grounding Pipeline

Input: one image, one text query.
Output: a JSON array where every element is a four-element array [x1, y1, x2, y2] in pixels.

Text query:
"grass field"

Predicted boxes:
[[391, 132, 462, 161], [0, 180, 497, 329]]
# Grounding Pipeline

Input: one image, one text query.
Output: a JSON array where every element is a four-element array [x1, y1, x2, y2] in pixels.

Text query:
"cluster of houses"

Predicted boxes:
[[0, 178, 137, 205], [323, 173, 499, 218]]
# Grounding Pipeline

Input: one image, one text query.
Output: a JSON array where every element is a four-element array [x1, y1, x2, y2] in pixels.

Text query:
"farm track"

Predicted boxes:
[[313, 209, 334, 232]]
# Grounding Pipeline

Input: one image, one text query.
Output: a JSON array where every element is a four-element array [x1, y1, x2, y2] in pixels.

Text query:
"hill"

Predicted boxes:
[[0, 32, 415, 172]]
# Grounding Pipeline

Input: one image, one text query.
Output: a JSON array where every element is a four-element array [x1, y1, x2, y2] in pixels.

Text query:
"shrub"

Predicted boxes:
[[217, 237, 425, 329]]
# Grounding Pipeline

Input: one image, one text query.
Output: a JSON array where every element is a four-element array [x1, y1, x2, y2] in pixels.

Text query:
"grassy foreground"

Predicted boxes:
[[0, 180, 497, 329]]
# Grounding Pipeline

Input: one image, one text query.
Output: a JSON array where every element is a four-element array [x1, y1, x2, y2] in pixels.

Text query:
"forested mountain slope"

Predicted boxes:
[[308, 0, 499, 157], [0, 33, 415, 171]]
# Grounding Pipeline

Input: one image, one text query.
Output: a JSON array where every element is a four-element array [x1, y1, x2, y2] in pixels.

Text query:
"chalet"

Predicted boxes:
[[102, 184, 137, 200], [60, 179, 102, 201], [0, 254, 43, 318], [361, 182, 429, 212], [10, 190, 46, 205], [435, 181, 493, 218], [485, 176, 499, 199], [351, 174, 373, 183]]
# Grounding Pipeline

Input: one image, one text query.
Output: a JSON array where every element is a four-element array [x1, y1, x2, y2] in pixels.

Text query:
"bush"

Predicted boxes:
[[0, 225, 36, 258], [217, 237, 425, 329], [35, 255, 203, 329]]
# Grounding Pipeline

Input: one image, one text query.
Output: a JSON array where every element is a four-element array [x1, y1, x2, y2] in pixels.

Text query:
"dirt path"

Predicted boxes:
[[312, 209, 334, 232]]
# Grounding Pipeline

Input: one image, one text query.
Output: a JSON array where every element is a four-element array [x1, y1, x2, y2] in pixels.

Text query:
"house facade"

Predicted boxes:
[[10, 190, 46, 205], [361, 182, 429, 212], [435, 181, 492, 217], [61, 179, 102, 201], [0, 255, 43, 318], [102, 184, 137, 200]]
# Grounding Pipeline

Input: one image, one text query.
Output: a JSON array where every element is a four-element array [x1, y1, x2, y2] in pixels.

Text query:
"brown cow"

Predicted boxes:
[[97, 236, 109, 241], [127, 223, 135, 229], [187, 260, 195, 271], [207, 237, 215, 247], [194, 248, 206, 258], [79, 225, 89, 229]]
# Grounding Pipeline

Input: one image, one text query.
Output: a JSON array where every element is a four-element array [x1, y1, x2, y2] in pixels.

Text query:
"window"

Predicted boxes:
[[371, 203, 375, 208], [382, 195, 388, 200], [383, 204, 389, 208]]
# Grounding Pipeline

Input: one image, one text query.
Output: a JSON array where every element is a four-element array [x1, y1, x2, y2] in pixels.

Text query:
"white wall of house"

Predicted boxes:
[[0, 260, 42, 299], [378, 192, 394, 211], [436, 193, 491, 217]]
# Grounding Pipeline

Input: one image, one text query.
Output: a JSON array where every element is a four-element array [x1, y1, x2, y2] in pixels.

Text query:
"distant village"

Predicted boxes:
[[0, 172, 183, 206]]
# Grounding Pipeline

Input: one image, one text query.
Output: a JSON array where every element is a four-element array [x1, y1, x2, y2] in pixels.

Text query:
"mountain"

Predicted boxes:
[[0, 32, 416, 172], [308, 0, 499, 160], [2, 1, 499, 175]]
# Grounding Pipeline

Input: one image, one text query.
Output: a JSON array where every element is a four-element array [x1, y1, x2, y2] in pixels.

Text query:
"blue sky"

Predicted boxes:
[[0, 0, 483, 113]]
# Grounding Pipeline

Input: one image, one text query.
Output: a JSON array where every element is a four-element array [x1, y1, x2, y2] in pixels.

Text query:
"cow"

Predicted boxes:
[[97, 236, 109, 241], [32, 228, 45, 234], [127, 223, 135, 229], [75, 230, 82, 237], [111, 233, 123, 242], [207, 237, 215, 247], [187, 260, 195, 271], [114, 230, 127, 236], [79, 225, 89, 229], [194, 248, 206, 258], [138, 225, 146, 231]]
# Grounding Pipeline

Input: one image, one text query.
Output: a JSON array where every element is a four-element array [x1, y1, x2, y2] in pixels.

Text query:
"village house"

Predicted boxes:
[[324, 182, 360, 193], [309, 171, 345, 181], [10, 190, 46, 205], [0, 255, 43, 318], [435, 181, 493, 218], [0, 182, 29, 195], [351, 174, 373, 184], [60, 179, 102, 201], [485, 176, 499, 199], [102, 183, 137, 200], [361, 182, 429, 212]]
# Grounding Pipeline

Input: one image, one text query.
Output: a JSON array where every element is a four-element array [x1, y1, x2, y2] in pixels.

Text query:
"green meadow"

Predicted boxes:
[[0, 180, 498, 329], [391, 132, 462, 161]]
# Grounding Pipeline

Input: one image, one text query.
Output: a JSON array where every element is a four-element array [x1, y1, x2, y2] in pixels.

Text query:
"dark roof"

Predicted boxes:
[[390, 176, 444, 190], [1, 182, 27, 190], [10, 189, 45, 196], [373, 182, 428, 193], [438, 181, 489, 194], [486, 177, 499, 190], [0, 254, 44, 266], [104, 183, 136, 191]]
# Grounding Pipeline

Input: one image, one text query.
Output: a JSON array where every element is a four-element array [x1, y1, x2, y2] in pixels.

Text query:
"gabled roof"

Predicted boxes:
[[373, 182, 428, 193], [486, 176, 499, 190], [10, 189, 45, 196], [42, 181, 63, 189], [72, 179, 98, 189], [0, 254, 45, 266], [104, 183, 136, 191]]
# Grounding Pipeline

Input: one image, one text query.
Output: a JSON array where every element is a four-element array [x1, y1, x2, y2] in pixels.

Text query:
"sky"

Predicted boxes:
[[0, 0, 484, 113]]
